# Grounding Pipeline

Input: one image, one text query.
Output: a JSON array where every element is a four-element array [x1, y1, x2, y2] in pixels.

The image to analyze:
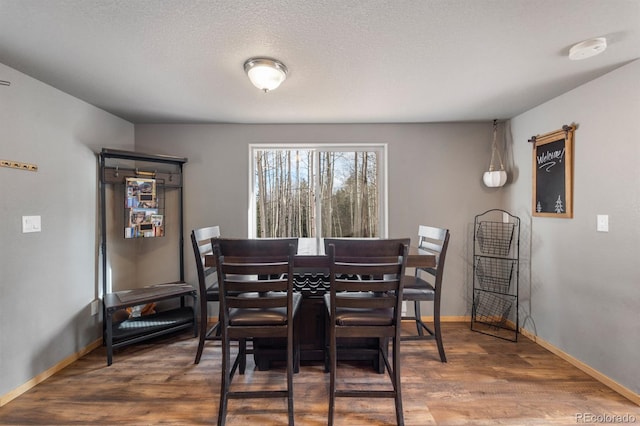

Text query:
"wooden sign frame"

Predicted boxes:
[[530, 125, 575, 218]]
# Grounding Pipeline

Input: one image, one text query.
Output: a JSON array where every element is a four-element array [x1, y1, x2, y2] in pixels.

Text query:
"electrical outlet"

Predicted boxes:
[[22, 215, 41, 233], [596, 215, 609, 232]]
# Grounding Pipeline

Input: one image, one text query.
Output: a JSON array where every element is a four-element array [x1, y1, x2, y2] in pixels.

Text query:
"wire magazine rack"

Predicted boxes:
[[471, 209, 520, 341]]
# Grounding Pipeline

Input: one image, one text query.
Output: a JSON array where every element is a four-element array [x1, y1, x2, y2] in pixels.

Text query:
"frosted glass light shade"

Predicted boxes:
[[483, 170, 507, 187], [244, 58, 288, 92]]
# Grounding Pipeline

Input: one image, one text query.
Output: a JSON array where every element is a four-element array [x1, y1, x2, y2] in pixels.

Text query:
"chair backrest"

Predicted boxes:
[[324, 238, 408, 257], [212, 238, 299, 333], [416, 225, 450, 273], [191, 226, 221, 294], [326, 238, 409, 335]]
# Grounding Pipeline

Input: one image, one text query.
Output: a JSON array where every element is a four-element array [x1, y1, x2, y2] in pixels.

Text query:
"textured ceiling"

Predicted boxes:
[[0, 0, 638, 124]]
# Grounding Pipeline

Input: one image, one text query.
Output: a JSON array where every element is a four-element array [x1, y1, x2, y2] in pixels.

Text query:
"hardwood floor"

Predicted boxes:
[[1, 322, 637, 425]]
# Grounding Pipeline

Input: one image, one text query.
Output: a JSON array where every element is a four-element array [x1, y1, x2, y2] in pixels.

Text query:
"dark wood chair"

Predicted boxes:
[[190, 226, 221, 364], [401, 225, 450, 363], [324, 238, 409, 426], [213, 238, 301, 426]]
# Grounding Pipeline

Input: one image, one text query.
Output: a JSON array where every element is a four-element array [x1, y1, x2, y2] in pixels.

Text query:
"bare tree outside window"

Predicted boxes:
[[251, 146, 384, 238]]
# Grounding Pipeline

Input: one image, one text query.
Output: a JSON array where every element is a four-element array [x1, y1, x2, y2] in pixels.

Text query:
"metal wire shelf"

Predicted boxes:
[[472, 291, 514, 328], [476, 221, 515, 256], [475, 257, 515, 293]]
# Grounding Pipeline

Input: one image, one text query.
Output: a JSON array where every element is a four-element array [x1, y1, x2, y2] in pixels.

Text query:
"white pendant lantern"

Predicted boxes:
[[483, 120, 507, 188], [483, 169, 507, 187]]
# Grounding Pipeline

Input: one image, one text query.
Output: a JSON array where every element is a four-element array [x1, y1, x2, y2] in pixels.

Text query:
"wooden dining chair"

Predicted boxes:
[[324, 238, 409, 426], [401, 225, 450, 363], [213, 238, 301, 426], [190, 226, 221, 364]]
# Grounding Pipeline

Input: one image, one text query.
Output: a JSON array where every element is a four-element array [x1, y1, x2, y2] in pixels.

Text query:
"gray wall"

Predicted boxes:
[[3, 56, 637, 402], [135, 122, 505, 321], [0, 63, 134, 397], [505, 59, 640, 394]]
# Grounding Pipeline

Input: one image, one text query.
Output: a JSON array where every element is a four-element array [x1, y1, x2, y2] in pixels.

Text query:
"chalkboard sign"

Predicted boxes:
[[531, 126, 574, 218]]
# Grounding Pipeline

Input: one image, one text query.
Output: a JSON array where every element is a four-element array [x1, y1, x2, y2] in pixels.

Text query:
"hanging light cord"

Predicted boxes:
[[488, 119, 504, 172]]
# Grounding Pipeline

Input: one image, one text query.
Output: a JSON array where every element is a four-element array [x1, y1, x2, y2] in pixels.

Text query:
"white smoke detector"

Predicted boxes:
[[569, 37, 607, 60]]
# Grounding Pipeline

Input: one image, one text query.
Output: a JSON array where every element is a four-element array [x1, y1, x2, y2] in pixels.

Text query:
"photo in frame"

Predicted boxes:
[[124, 177, 162, 238], [125, 177, 157, 208], [530, 125, 575, 218]]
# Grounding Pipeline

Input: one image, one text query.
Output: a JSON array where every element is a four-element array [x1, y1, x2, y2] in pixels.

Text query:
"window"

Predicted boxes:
[[249, 144, 387, 238]]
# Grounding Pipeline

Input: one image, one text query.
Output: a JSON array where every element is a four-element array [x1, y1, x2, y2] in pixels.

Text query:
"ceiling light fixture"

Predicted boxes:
[[568, 37, 607, 60], [483, 119, 507, 188], [244, 57, 288, 93]]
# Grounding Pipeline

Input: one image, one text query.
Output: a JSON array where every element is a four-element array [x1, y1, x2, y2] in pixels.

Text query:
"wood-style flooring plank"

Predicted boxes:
[[0, 323, 637, 425]]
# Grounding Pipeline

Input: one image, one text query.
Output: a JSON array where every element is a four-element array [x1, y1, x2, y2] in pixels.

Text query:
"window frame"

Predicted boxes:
[[248, 143, 388, 239]]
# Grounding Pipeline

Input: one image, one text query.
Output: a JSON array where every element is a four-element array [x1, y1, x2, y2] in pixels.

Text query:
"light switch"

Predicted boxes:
[[90, 300, 100, 316], [22, 215, 41, 233], [596, 214, 608, 232]]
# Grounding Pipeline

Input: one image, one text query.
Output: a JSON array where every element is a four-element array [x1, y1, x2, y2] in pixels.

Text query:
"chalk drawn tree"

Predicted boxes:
[[554, 195, 564, 213], [536, 201, 542, 213]]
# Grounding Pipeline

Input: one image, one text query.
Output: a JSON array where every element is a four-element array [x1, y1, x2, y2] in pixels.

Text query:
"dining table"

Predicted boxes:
[[204, 237, 436, 269], [204, 237, 436, 372]]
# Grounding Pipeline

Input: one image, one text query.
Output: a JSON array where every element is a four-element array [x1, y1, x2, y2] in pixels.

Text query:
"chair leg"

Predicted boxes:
[[293, 321, 300, 374], [195, 306, 222, 364], [323, 312, 330, 373], [287, 332, 295, 426], [409, 299, 446, 362], [217, 334, 231, 426], [414, 301, 423, 336], [238, 338, 247, 375], [328, 328, 336, 426], [393, 335, 405, 426], [377, 337, 388, 374], [194, 308, 209, 364], [433, 302, 447, 363]]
